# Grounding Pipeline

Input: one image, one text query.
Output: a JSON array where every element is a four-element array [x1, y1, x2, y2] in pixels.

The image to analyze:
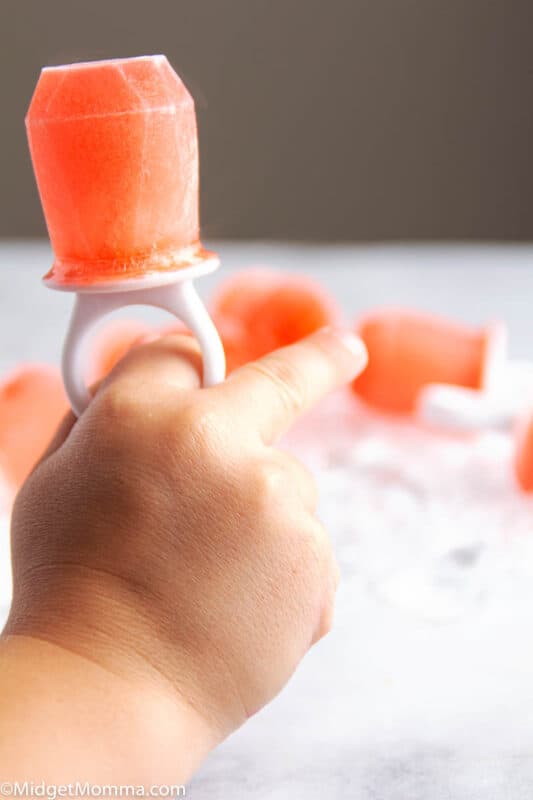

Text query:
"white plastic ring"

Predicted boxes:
[[62, 278, 226, 417]]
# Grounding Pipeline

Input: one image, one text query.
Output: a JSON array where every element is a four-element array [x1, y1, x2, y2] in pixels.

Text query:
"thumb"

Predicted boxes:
[[214, 327, 368, 443]]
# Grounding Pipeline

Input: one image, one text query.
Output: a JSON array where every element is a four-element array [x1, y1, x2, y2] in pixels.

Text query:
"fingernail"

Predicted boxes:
[[328, 327, 368, 364]]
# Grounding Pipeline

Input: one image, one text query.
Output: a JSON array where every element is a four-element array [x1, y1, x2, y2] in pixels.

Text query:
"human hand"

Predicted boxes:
[[4, 326, 367, 776]]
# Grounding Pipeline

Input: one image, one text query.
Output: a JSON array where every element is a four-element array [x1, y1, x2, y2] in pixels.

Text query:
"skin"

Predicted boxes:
[[0, 327, 367, 785]]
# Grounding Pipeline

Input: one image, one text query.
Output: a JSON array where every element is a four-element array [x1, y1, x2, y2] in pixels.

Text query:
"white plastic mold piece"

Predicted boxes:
[[58, 264, 225, 417]]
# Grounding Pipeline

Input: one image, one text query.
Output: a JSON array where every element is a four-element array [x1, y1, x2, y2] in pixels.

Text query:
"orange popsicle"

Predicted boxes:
[[0, 365, 67, 494], [352, 308, 504, 414], [514, 411, 533, 492], [210, 269, 341, 372], [89, 318, 154, 383], [26, 55, 214, 288]]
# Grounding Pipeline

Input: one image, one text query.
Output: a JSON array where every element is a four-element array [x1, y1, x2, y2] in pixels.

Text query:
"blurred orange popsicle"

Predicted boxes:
[[514, 411, 533, 492], [352, 308, 504, 414], [210, 268, 341, 372], [89, 318, 154, 383], [0, 365, 67, 496]]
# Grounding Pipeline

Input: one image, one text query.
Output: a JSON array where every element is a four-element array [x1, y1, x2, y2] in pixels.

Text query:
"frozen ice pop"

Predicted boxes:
[[210, 268, 341, 372], [89, 318, 154, 383], [0, 365, 67, 498], [26, 55, 225, 415], [26, 55, 211, 288], [352, 309, 505, 414], [514, 411, 533, 491]]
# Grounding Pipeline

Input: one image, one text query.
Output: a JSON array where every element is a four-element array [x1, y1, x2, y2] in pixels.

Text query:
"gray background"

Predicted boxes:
[[2, 0, 533, 241]]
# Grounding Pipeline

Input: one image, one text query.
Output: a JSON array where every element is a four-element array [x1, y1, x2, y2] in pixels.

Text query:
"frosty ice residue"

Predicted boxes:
[[284, 391, 533, 622]]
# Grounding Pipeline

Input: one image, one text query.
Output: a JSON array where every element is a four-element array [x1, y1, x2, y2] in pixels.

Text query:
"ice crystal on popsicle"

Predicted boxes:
[[26, 55, 213, 288]]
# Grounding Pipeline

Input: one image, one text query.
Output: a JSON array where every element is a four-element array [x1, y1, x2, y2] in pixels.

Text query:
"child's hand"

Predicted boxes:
[[4, 327, 366, 778]]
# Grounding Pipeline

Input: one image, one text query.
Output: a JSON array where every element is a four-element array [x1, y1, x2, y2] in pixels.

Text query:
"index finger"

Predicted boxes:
[[214, 327, 368, 443]]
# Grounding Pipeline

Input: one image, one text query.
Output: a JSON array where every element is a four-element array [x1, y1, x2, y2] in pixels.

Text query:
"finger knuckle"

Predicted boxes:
[[250, 358, 307, 420], [171, 401, 221, 454], [96, 381, 145, 423], [252, 461, 286, 509], [175, 400, 210, 436], [301, 522, 332, 574], [282, 455, 319, 510]]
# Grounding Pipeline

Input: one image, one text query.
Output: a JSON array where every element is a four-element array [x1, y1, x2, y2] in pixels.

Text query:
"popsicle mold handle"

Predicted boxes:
[[62, 279, 226, 417], [417, 360, 533, 433]]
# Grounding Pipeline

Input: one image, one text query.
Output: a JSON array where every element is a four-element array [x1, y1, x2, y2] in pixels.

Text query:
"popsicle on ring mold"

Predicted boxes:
[[352, 308, 533, 440], [352, 308, 506, 416], [26, 54, 225, 416]]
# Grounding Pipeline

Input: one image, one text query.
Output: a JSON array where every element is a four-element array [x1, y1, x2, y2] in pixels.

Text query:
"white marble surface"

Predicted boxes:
[[2, 241, 533, 798]]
